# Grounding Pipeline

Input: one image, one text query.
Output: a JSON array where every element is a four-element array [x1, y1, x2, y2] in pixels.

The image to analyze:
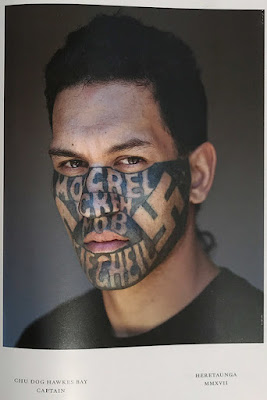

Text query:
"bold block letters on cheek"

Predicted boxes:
[[54, 160, 191, 289]]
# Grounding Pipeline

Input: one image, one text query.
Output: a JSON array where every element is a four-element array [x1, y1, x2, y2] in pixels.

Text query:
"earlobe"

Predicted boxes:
[[189, 142, 217, 204]]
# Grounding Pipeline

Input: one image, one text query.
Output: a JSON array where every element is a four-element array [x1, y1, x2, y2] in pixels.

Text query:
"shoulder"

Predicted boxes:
[[203, 267, 263, 343], [16, 289, 108, 349], [213, 267, 263, 307]]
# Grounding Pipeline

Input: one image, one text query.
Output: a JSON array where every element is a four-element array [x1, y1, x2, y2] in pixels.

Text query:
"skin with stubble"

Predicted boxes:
[[50, 81, 218, 337]]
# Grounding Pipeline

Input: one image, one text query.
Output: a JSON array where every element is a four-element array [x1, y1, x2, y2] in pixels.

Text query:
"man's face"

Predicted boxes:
[[50, 82, 191, 290]]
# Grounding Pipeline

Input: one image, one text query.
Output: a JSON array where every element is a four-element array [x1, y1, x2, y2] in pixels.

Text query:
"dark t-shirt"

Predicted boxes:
[[16, 267, 263, 349]]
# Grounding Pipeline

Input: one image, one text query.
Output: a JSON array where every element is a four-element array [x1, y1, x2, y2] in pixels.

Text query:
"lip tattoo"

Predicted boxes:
[[53, 160, 191, 289]]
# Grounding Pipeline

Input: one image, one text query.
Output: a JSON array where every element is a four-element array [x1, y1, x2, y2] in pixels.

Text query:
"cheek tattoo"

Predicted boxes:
[[53, 160, 191, 290]]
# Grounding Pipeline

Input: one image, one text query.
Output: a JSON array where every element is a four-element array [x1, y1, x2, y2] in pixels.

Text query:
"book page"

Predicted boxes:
[[0, 1, 265, 399]]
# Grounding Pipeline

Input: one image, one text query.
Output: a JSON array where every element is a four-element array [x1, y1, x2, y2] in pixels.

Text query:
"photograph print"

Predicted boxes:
[[4, 4, 263, 349]]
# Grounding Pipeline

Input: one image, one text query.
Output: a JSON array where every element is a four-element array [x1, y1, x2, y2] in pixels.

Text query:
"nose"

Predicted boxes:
[[78, 166, 121, 219], [78, 190, 120, 219]]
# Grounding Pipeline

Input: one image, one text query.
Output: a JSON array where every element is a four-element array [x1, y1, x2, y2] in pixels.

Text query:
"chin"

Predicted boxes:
[[84, 262, 151, 291], [73, 240, 158, 290]]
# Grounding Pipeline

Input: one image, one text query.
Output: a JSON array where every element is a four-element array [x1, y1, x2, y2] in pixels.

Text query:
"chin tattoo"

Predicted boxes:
[[53, 160, 191, 290]]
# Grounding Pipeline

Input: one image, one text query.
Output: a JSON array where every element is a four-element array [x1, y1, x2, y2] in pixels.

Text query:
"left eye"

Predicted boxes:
[[118, 157, 143, 165]]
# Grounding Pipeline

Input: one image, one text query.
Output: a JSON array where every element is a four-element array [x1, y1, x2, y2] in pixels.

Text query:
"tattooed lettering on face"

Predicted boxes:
[[53, 160, 191, 289]]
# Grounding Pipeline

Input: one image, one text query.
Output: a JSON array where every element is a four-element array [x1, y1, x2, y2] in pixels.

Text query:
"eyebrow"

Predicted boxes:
[[48, 138, 152, 158], [48, 148, 83, 158], [106, 138, 152, 154]]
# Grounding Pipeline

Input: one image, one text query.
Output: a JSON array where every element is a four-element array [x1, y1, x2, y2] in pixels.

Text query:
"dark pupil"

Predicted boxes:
[[129, 157, 139, 164], [71, 160, 80, 168]]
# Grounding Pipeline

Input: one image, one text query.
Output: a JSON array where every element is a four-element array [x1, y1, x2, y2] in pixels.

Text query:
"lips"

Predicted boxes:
[[83, 231, 129, 253]]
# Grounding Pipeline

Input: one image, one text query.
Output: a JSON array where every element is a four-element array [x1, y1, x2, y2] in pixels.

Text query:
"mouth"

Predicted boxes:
[[83, 231, 129, 253]]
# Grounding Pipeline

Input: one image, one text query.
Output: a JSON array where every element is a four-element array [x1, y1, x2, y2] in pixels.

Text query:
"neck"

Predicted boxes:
[[102, 209, 219, 337]]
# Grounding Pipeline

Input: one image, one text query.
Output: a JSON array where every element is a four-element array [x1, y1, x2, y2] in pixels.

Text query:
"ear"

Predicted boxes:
[[189, 142, 217, 204]]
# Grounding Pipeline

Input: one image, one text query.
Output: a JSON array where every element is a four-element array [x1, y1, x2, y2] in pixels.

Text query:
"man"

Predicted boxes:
[[17, 14, 263, 349]]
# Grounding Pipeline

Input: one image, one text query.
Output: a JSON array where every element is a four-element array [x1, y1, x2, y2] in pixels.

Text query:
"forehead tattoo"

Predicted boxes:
[[53, 160, 191, 289]]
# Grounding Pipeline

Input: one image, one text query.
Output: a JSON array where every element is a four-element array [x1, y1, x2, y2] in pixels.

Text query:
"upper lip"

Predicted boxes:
[[83, 231, 129, 244]]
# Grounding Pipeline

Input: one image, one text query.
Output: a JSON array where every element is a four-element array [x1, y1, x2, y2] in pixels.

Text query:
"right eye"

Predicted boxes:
[[57, 159, 89, 175], [67, 160, 85, 168]]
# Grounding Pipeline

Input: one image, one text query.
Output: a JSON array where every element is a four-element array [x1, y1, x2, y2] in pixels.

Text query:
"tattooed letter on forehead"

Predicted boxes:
[[53, 160, 191, 290]]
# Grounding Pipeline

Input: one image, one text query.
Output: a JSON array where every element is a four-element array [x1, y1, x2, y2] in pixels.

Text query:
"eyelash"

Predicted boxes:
[[115, 156, 145, 166], [59, 160, 88, 170], [57, 156, 147, 175]]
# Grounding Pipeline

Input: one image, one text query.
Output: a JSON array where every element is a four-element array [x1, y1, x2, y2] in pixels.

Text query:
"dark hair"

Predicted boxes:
[[45, 14, 207, 156]]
